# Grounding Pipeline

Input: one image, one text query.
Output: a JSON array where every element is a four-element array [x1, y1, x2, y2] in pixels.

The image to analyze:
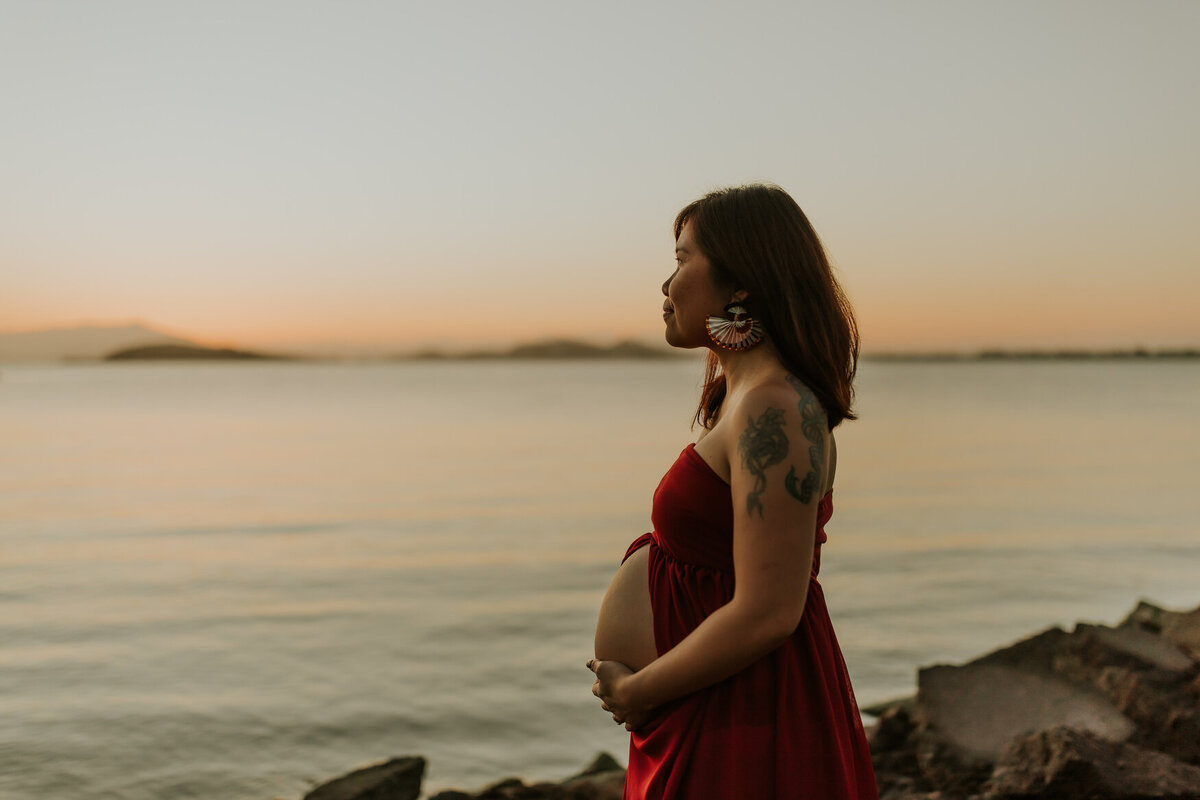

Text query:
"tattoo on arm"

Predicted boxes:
[[783, 375, 828, 504], [737, 406, 789, 517]]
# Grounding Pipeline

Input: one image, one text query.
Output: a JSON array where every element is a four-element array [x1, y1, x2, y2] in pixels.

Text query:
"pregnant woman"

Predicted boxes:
[[590, 184, 879, 799]]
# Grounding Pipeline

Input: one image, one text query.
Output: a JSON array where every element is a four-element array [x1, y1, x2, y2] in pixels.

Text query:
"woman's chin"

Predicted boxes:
[[664, 334, 705, 351], [662, 325, 692, 350]]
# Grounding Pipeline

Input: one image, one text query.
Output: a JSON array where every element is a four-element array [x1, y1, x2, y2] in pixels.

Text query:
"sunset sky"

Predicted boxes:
[[2, 1, 1197, 354]]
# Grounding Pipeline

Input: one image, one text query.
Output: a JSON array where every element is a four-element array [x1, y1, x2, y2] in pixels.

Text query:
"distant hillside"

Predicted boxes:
[[864, 347, 1200, 361], [0, 323, 199, 362], [0, 325, 684, 363], [105, 344, 294, 361], [401, 338, 685, 360]]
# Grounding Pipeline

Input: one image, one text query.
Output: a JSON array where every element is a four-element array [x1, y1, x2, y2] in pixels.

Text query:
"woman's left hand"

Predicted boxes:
[[588, 659, 652, 731]]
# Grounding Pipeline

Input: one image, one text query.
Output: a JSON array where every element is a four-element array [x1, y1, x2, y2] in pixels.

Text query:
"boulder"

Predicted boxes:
[[917, 661, 1135, 762], [982, 725, 1200, 799], [303, 756, 425, 800]]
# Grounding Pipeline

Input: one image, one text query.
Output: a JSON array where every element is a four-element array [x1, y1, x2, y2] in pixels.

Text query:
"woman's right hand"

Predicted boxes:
[[588, 658, 653, 731]]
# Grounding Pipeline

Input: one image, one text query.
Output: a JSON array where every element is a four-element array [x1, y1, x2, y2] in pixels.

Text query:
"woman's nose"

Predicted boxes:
[[661, 275, 671, 296]]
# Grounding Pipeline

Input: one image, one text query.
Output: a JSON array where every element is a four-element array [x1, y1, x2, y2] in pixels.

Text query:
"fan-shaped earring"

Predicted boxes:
[[706, 302, 764, 351]]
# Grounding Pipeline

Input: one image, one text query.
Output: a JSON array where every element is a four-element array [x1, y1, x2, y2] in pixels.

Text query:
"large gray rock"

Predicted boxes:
[[303, 756, 424, 800], [982, 725, 1200, 799], [917, 661, 1135, 762]]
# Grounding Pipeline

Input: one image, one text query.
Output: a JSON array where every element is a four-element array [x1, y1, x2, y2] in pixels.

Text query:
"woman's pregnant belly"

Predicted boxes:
[[593, 544, 658, 671]]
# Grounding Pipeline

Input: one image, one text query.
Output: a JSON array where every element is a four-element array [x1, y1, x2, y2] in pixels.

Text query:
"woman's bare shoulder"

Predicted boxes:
[[725, 373, 836, 496]]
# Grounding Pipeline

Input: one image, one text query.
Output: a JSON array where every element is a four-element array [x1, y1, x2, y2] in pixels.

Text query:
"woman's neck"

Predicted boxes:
[[712, 338, 785, 398]]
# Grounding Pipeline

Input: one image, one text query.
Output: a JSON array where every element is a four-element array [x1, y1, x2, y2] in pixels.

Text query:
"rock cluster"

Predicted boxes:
[[426, 753, 625, 800], [297, 598, 1200, 800], [865, 599, 1200, 799], [300, 752, 624, 800]]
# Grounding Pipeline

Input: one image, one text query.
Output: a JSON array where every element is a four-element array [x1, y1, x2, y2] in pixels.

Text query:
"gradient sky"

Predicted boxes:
[[2, 0, 1197, 353]]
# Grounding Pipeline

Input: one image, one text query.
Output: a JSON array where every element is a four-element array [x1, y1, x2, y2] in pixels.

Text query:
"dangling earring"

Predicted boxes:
[[706, 302, 764, 351]]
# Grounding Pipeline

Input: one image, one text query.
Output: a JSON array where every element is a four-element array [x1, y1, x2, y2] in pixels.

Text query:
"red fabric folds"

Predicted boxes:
[[620, 443, 878, 799]]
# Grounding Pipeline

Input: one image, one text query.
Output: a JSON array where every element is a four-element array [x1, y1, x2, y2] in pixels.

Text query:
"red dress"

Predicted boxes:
[[621, 443, 878, 799]]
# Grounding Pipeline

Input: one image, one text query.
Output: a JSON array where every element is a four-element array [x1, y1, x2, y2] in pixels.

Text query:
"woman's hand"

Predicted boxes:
[[588, 659, 653, 731]]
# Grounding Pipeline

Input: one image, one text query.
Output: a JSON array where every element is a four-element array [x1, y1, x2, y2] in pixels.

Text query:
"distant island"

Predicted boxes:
[[105, 344, 298, 361], [100, 339, 684, 362], [98, 341, 1200, 363], [865, 347, 1199, 362], [394, 338, 687, 361]]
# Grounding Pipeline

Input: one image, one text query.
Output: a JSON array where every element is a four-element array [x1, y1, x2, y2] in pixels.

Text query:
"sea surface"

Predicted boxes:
[[1, 358, 1198, 799]]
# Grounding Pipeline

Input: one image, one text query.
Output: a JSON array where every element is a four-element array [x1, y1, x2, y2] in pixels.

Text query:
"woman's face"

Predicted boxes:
[[661, 221, 736, 349]]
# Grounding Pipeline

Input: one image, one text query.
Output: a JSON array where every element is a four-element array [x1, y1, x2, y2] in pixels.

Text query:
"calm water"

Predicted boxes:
[[2, 359, 1198, 799]]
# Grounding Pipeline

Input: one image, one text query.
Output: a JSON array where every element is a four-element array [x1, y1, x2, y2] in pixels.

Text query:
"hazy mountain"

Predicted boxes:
[[0, 324, 683, 363], [401, 338, 685, 360], [105, 344, 294, 360], [0, 323, 200, 362]]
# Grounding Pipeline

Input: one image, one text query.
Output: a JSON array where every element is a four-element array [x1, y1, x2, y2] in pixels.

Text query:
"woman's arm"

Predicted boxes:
[[590, 377, 829, 726]]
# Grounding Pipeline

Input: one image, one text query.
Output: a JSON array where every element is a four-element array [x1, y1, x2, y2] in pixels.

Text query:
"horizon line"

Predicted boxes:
[[2, 320, 1197, 360]]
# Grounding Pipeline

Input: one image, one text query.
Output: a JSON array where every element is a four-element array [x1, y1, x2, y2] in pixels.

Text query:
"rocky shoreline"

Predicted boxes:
[[294, 598, 1200, 800]]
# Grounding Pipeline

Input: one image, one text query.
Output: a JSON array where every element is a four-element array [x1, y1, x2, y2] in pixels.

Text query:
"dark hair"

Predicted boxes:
[[675, 184, 859, 430]]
